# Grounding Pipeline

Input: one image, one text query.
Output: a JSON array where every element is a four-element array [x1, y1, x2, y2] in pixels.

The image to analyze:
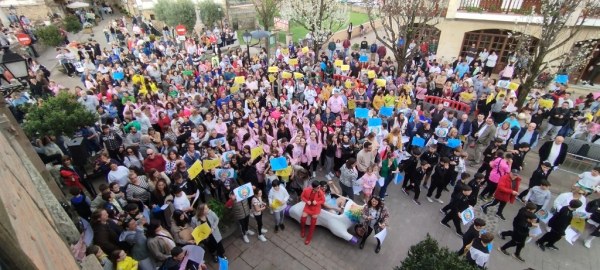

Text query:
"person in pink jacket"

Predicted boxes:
[[360, 165, 379, 202], [479, 152, 513, 199], [307, 131, 323, 178]]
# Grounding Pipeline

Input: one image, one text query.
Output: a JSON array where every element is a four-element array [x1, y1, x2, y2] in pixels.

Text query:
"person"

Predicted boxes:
[[536, 199, 583, 251], [146, 220, 176, 264], [60, 155, 96, 196], [523, 180, 552, 211], [553, 187, 587, 214], [356, 141, 375, 179], [110, 249, 138, 270], [359, 165, 379, 202], [479, 152, 512, 199], [359, 196, 389, 253], [300, 180, 326, 245], [466, 232, 494, 268], [467, 173, 486, 206], [426, 157, 451, 203], [472, 118, 497, 165], [339, 158, 359, 200], [268, 180, 290, 233], [517, 161, 551, 202], [160, 246, 208, 270], [86, 245, 114, 270], [420, 144, 440, 189], [497, 202, 538, 262], [91, 209, 122, 255], [170, 210, 194, 246], [537, 136, 568, 176], [440, 185, 472, 236], [108, 163, 130, 187], [226, 191, 253, 243], [541, 102, 571, 139], [70, 187, 92, 220], [403, 160, 429, 205], [583, 198, 600, 248], [575, 167, 600, 195], [143, 149, 166, 174], [119, 215, 154, 270], [251, 188, 268, 242], [458, 218, 486, 255], [378, 150, 400, 199], [191, 203, 225, 263], [481, 169, 521, 220]]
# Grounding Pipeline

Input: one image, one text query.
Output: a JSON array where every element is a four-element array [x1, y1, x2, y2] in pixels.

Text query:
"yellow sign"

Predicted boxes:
[[375, 79, 386, 87], [268, 66, 279, 73], [271, 199, 283, 209], [230, 84, 240, 93], [203, 159, 221, 171], [571, 217, 586, 232], [282, 71, 292, 79], [251, 145, 264, 160], [294, 72, 304, 79], [289, 58, 298, 65], [268, 74, 277, 82], [192, 223, 212, 244], [345, 80, 354, 89], [538, 99, 554, 109], [334, 60, 343, 67], [508, 82, 520, 91], [234, 76, 245, 84], [187, 160, 203, 179], [281, 48, 289, 55], [302, 47, 309, 53], [348, 99, 356, 109], [341, 65, 350, 71], [367, 70, 376, 79]]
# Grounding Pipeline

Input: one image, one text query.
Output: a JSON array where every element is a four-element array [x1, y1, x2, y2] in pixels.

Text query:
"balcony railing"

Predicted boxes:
[[458, 0, 541, 15]]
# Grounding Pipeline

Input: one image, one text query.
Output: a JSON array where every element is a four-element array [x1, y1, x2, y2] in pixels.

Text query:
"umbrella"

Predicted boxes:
[[66, 1, 90, 9], [250, 30, 271, 39]]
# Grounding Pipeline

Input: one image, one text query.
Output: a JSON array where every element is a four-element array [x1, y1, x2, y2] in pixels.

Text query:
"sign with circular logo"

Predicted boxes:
[[16, 33, 31, 46], [175, 24, 186, 36]]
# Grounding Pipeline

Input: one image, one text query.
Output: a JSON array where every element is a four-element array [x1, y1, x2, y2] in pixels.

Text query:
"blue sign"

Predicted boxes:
[[355, 108, 369, 119], [447, 139, 462, 149], [368, 118, 382, 127], [379, 107, 393, 117], [269, 157, 288, 171], [411, 137, 425, 148]]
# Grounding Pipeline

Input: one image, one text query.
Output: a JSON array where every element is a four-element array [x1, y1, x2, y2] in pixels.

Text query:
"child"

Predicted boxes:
[[524, 180, 552, 211], [466, 233, 494, 268], [401, 148, 422, 194], [426, 157, 451, 203], [467, 173, 486, 206], [510, 143, 530, 172], [517, 161, 551, 202], [441, 185, 472, 236], [498, 202, 537, 262], [536, 199, 583, 251], [458, 218, 486, 255], [359, 165, 379, 202], [455, 152, 468, 183], [404, 161, 430, 205], [70, 187, 92, 220], [421, 144, 440, 189]]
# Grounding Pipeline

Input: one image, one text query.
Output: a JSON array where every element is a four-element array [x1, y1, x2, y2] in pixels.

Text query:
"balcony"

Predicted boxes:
[[458, 0, 541, 15]]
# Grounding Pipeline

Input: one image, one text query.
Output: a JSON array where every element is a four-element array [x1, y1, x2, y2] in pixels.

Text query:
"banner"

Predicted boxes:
[[411, 137, 425, 148], [251, 145, 264, 160], [368, 118, 382, 127], [180, 245, 206, 270], [341, 65, 350, 71], [394, 173, 404, 184], [269, 157, 288, 171], [375, 79, 386, 87], [289, 58, 298, 65], [191, 223, 212, 244], [234, 182, 254, 202], [447, 138, 462, 149], [334, 60, 343, 67], [268, 66, 279, 73], [374, 227, 388, 244], [379, 107, 393, 117], [367, 70, 376, 79], [187, 160, 203, 179], [234, 76, 245, 84], [209, 137, 227, 147], [215, 168, 235, 180], [203, 159, 221, 171], [355, 108, 369, 119]]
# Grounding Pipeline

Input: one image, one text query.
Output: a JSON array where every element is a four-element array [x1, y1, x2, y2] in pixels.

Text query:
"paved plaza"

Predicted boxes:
[[33, 14, 600, 270]]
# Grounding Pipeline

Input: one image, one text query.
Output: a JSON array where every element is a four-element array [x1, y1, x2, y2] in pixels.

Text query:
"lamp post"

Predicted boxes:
[[8, 5, 39, 57], [242, 30, 252, 58], [1, 47, 30, 98]]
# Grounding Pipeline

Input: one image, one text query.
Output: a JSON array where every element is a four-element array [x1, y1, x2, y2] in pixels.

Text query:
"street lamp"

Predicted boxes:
[[242, 30, 252, 58], [8, 5, 39, 57], [0, 48, 29, 97]]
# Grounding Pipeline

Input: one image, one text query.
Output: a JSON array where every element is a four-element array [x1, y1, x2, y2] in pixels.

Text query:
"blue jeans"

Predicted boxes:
[[378, 174, 394, 198]]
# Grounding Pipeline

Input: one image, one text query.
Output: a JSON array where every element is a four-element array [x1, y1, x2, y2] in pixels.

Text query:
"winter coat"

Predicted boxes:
[[488, 157, 509, 184], [494, 174, 521, 203]]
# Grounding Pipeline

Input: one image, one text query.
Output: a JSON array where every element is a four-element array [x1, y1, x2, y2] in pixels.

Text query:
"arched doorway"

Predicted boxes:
[[411, 24, 441, 54], [461, 29, 539, 73]]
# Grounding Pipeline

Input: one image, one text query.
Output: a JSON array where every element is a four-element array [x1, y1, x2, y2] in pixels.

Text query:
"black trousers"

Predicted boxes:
[[254, 214, 264, 235], [359, 226, 381, 249], [204, 235, 225, 258], [441, 209, 463, 234], [479, 181, 498, 198], [427, 179, 445, 199], [500, 231, 525, 256], [482, 199, 507, 215], [538, 230, 563, 247], [238, 215, 250, 236]]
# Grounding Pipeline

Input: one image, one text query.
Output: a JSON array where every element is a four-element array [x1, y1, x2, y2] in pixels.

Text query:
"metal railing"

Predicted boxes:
[[458, 0, 541, 14], [559, 153, 600, 175]]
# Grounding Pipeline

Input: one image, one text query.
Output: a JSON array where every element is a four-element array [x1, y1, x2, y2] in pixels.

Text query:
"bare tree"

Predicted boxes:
[[280, 0, 347, 58], [252, 0, 282, 31], [364, 0, 447, 71], [511, 0, 600, 106]]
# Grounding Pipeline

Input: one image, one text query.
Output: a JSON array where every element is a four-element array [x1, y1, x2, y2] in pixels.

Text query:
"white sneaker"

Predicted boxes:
[[326, 174, 332, 181], [426, 197, 433, 203], [258, 235, 267, 242], [584, 239, 592, 248], [246, 230, 255, 236], [261, 228, 268, 234], [435, 199, 444, 204], [243, 235, 250, 243], [312, 172, 316, 178]]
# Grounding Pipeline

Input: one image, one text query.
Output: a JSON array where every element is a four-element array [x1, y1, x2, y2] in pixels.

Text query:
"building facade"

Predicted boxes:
[[0, 0, 63, 26]]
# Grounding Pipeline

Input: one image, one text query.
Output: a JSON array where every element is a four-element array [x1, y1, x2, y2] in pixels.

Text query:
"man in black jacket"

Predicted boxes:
[[537, 136, 568, 176], [541, 102, 571, 139], [498, 203, 537, 262], [517, 162, 551, 201], [440, 185, 472, 236], [536, 199, 583, 251]]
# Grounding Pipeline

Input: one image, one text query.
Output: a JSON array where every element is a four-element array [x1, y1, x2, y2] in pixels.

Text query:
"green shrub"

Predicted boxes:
[[34, 25, 63, 47], [207, 198, 225, 220], [351, 43, 360, 51], [64, 15, 82, 33], [396, 234, 481, 270]]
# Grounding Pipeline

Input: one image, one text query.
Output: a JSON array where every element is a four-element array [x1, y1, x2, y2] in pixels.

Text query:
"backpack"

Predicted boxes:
[[370, 43, 378, 53], [586, 199, 600, 213]]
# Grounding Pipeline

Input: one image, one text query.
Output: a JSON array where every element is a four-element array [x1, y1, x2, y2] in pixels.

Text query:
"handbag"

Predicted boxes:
[[354, 224, 367, 237]]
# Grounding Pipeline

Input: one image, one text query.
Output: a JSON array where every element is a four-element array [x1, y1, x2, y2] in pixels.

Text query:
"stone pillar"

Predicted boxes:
[[446, 0, 461, 19]]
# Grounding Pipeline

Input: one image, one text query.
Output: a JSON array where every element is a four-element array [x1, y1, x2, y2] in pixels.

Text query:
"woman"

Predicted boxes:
[[146, 221, 176, 264], [147, 168, 171, 191], [60, 155, 93, 196], [378, 149, 399, 199], [495, 121, 512, 146], [164, 150, 181, 176], [226, 191, 253, 243], [359, 196, 389, 253], [268, 179, 290, 233], [170, 210, 195, 246], [339, 158, 359, 200], [119, 217, 154, 270], [123, 147, 144, 169], [125, 170, 152, 209], [251, 189, 268, 242], [191, 203, 225, 263], [91, 209, 122, 255], [479, 153, 512, 199]]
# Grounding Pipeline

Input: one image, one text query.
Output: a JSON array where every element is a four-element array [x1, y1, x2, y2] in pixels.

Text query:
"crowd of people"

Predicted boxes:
[[6, 3, 600, 269]]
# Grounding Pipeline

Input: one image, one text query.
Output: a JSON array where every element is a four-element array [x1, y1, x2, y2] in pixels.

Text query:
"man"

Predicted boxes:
[[124, 126, 141, 148], [455, 113, 472, 148], [537, 199, 583, 251], [541, 102, 571, 139], [472, 118, 497, 166], [360, 37, 369, 55], [356, 141, 376, 179], [183, 144, 201, 168], [143, 149, 166, 174], [538, 136, 568, 176], [300, 181, 325, 245], [481, 169, 521, 221], [430, 103, 446, 129], [466, 233, 494, 268], [468, 114, 485, 147], [161, 246, 208, 270], [497, 202, 538, 262], [465, 43, 477, 65], [454, 60, 470, 79], [100, 125, 122, 161], [514, 123, 539, 150]]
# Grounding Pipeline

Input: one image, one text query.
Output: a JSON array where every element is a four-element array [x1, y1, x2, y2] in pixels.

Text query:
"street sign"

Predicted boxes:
[[16, 33, 31, 46], [175, 24, 186, 36]]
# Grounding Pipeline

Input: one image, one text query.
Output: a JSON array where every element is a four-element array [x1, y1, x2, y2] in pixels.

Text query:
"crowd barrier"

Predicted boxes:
[[422, 95, 471, 113]]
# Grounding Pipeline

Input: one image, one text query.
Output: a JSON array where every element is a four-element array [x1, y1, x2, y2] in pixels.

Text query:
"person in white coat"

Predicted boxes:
[[269, 180, 290, 233]]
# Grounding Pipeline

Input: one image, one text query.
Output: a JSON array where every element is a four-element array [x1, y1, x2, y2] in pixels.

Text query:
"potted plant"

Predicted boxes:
[[351, 43, 360, 51]]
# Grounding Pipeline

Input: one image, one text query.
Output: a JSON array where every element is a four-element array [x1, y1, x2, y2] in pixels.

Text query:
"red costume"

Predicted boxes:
[[300, 186, 325, 245]]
